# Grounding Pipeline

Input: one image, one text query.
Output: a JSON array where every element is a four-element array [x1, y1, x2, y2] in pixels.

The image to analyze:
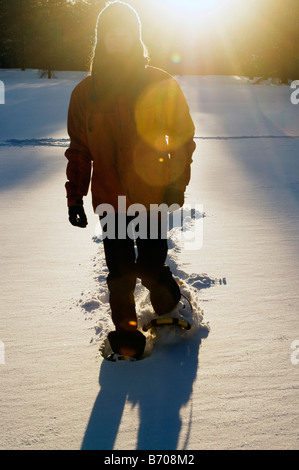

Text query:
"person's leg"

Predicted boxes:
[[104, 242, 137, 331], [135, 214, 181, 315], [101, 215, 137, 330], [100, 215, 146, 358]]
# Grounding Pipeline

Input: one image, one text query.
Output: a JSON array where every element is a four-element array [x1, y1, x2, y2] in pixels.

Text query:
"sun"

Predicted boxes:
[[142, 0, 260, 72], [161, 0, 254, 31], [165, 0, 222, 15], [142, 0, 258, 39]]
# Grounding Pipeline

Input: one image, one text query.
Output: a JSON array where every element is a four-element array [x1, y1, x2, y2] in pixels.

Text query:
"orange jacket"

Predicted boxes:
[[65, 66, 196, 211]]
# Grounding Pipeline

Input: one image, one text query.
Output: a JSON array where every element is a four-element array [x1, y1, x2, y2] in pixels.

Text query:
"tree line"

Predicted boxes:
[[0, 0, 298, 81], [0, 0, 103, 75]]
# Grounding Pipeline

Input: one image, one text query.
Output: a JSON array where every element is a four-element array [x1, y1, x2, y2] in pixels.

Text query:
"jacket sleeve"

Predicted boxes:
[[65, 84, 92, 207], [165, 79, 196, 191]]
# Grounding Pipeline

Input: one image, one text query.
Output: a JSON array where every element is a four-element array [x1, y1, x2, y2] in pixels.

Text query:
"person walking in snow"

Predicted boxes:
[[65, 1, 196, 359]]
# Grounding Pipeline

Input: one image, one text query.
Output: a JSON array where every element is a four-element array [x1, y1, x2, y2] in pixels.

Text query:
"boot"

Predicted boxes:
[[108, 329, 146, 359]]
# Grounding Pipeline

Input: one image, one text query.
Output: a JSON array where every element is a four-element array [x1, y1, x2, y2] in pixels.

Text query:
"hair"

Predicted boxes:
[[90, 1, 149, 100]]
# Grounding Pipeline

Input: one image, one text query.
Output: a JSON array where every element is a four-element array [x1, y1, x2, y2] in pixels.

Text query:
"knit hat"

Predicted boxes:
[[96, 1, 142, 41], [90, 1, 148, 100]]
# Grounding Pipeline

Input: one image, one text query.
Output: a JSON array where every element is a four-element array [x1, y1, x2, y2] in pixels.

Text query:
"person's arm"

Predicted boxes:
[[65, 84, 92, 227], [164, 79, 196, 206]]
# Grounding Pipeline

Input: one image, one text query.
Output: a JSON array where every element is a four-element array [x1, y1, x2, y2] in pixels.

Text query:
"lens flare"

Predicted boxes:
[[171, 53, 181, 64]]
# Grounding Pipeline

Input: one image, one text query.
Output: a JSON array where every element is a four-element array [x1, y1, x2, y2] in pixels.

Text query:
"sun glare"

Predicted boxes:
[[165, 0, 222, 15], [141, 0, 261, 74], [162, 0, 255, 31]]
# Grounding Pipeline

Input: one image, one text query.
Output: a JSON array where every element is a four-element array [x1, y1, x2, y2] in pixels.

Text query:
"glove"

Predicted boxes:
[[68, 205, 88, 228], [163, 187, 184, 208]]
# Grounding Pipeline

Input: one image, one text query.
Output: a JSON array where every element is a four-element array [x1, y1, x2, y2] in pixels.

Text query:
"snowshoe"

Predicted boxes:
[[106, 353, 138, 362], [178, 292, 194, 324], [142, 316, 191, 332], [142, 293, 193, 332]]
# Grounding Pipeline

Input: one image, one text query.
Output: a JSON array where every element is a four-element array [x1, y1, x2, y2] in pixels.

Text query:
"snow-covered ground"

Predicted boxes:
[[0, 69, 299, 450]]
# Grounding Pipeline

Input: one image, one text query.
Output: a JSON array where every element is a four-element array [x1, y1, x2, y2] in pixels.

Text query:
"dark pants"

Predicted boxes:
[[100, 214, 181, 331]]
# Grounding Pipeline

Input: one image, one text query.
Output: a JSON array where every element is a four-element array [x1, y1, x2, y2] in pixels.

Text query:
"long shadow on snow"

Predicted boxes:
[[81, 330, 207, 451], [82, 211, 213, 450]]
